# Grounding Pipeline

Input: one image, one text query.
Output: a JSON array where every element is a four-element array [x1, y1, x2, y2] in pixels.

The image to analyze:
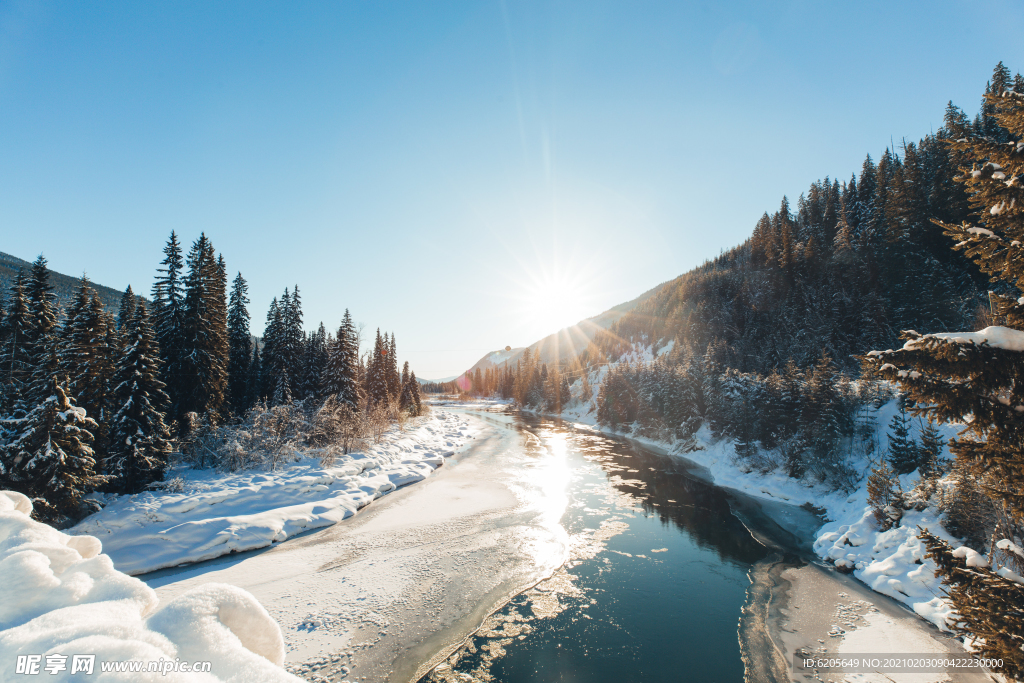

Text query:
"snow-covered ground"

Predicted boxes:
[[73, 411, 475, 576], [0, 490, 301, 682], [143, 409, 569, 682]]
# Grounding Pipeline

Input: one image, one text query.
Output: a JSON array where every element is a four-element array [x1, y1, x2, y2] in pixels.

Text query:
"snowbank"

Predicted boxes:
[[73, 411, 475, 575], [0, 491, 301, 682], [814, 506, 958, 630]]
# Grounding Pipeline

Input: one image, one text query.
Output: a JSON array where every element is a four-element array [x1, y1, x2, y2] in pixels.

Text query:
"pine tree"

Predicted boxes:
[[107, 302, 171, 494], [866, 458, 903, 530], [261, 298, 282, 402], [178, 234, 228, 419], [866, 82, 1024, 678], [386, 333, 400, 402], [227, 272, 253, 415], [273, 366, 292, 406], [886, 399, 919, 475], [59, 281, 115, 461], [324, 310, 360, 408], [4, 378, 105, 526], [283, 286, 304, 397], [117, 285, 136, 332], [1, 271, 33, 408], [303, 323, 327, 401], [247, 342, 263, 407], [408, 370, 422, 415], [25, 256, 59, 404], [366, 329, 389, 408], [151, 232, 186, 416], [399, 361, 416, 413]]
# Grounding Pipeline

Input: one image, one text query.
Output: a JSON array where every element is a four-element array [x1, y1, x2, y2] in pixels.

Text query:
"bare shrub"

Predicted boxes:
[[367, 403, 390, 444]]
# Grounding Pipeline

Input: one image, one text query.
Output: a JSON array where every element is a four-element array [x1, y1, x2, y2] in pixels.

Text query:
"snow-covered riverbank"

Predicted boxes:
[[0, 490, 302, 682], [72, 410, 477, 575], [530, 393, 1004, 681]]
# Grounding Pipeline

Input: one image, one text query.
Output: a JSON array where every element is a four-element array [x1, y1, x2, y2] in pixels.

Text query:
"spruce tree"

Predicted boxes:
[[285, 286, 304, 395], [25, 256, 59, 404], [247, 342, 263, 407], [108, 302, 171, 494], [2, 271, 33, 408], [408, 370, 421, 415], [366, 329, 390, 408], [151, 232, 185, 416], [386, 333, 400, 402], [303, 323, 327, 401], [866, 84, 1024, 678], [227, 272, 253, 414], [886, 400, 919, 475], [117, 285, 136, 332], [4, 378, 105, 526], [179, 234, 228, 419], [261, 298, 282, 401], [324, 310, 360, 408]]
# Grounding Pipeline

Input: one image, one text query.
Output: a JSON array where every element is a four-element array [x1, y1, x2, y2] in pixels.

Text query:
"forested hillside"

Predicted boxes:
[[583, 69, 1024, 374], [0, 250, 135, 315]]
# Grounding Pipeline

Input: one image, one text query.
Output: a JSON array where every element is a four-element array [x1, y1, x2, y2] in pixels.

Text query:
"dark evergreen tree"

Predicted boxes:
[[261, 298, 282, 401], [365, 329, 390, 408], [385, 333, 400, 402], [247, 342, 263, 407], [151, 232, 186, 416], [107, 302, 171, 494], [2, 271, 33, 408], [117, 285, 136, 332], [886, 399, 919, 475], [178, 234, 228, 420], [25, 256, 59, 404], [227, 272, 253, 415], [3, 378, 105, 526], [324, 310, 360, 408], [867, 83, 1024, 679], [303, 323, 327, 400]]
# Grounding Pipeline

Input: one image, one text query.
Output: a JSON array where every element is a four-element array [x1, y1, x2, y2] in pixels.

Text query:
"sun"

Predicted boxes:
[[514, 266, 595, 341]]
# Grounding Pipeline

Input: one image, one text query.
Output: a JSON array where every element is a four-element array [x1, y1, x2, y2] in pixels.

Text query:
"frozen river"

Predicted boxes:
[[142, 406, 826, 682]]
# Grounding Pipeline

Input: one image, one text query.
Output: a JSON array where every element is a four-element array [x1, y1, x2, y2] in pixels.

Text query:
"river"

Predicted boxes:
[[419, 407, 819, 683], [143, 405, 838, 682]]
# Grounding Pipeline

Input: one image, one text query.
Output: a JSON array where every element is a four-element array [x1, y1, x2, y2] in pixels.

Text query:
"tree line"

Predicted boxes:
[[0, 232, 422, 527]]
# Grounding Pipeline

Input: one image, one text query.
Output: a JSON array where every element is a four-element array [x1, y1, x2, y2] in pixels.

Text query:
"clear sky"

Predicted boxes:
[[1, 2, 1022, 379]]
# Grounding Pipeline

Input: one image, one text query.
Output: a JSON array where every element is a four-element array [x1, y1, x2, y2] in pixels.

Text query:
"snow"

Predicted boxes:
[[903, 325, 1024, 352], [0, 490, 301, 681], [72, 411, 474, 575], [838, 609, 954, 683], [814, 506, 959, 630]]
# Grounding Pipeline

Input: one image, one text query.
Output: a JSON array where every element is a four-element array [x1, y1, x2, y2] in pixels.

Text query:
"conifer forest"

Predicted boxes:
[[0, 231, 422, 526]]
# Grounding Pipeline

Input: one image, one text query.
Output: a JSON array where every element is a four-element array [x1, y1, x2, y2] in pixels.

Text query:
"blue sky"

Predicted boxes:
[[1, 2, 1021, 379]]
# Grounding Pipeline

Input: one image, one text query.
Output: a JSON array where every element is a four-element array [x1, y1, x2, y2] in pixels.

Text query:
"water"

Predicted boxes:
[[423, 410, 802, 683]]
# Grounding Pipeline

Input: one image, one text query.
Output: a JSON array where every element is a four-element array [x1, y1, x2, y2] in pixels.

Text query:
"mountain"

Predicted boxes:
[[0, 250, 139, 316], [461, 279, 672, 377], [418, 375, 459, 384]]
